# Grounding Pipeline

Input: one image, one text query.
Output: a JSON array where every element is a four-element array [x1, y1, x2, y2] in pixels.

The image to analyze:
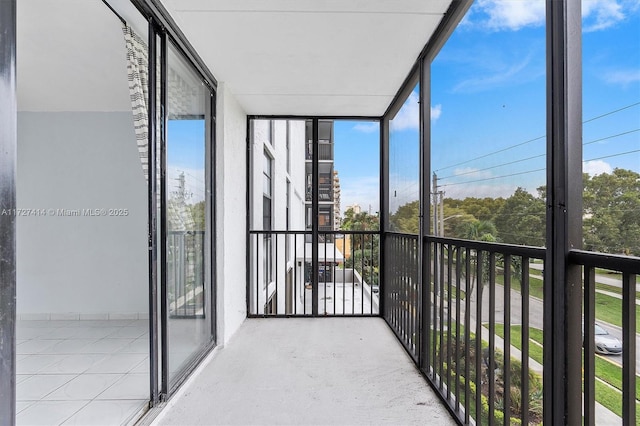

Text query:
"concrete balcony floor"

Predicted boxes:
[[152, 318, 455, 425]]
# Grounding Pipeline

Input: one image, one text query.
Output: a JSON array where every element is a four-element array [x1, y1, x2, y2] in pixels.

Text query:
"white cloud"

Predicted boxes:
[[390, 91, 419, 131], [431, 104, 442, 122], [475, 0, 546, 31], [452, 54, 535, 93], [389, 93, 441, 129], [472, 0, 630, 32], [352, 122, 379, 133], [583, 0, 625, 32], [583, 159, 613, 176], [602, 68, 640, 86]]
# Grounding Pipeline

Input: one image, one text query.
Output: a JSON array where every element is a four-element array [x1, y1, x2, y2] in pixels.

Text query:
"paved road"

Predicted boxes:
[[454, 282, 640, 372]]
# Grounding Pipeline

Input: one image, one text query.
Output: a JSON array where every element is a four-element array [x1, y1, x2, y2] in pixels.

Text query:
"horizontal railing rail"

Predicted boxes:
[[248, 230, 380, 317]]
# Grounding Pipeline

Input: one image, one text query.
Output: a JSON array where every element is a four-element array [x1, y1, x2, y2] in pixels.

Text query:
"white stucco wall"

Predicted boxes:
[[16, 111, 148, 319], [215, 83, 248, 344]]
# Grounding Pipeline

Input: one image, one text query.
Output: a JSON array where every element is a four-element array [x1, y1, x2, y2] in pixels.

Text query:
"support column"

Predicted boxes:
[[0, 0, 17, 424], [544, 0, 582, 424]]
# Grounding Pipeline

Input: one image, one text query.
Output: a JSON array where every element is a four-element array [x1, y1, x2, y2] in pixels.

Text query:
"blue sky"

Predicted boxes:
[[333, 120, 380, 215], [167, 120, 206, 203], [339, 0, 639, 210]]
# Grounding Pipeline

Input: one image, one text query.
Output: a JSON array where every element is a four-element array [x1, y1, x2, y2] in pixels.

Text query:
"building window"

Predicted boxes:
[[286, 121, 291, 174], [286, 180, 291, 261]]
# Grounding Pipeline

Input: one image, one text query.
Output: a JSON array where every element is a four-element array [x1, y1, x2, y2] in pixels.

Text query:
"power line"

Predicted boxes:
[[584, 149, 640, 163], [583, 102, 640, 124], [435, 101, 640, 172], [440, 168, 545, 188], [583, 128, 640, 147], [439, 128, 639, 182], [439, 153, 545, 181], [435, 135, 545, 173]]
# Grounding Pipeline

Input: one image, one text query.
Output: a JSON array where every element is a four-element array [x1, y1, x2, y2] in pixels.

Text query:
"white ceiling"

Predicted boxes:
[[16, 0, 451, 116], [16, 0, 142, 112], [160, 0, 451, 116]]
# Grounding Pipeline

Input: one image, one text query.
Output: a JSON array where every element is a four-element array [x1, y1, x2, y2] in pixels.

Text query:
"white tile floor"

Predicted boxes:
[[16, 319, 150, 426]]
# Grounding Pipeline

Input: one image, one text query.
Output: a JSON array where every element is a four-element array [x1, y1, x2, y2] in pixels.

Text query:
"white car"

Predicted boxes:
[[585, 323, 623, 355]]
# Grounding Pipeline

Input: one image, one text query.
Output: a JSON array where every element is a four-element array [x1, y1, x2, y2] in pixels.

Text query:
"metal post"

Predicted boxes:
[[420, 57, 431, 369], [158, 28, 170, 398], [380, 117, 389, 317], [311, 119, 319, 316], [0, 1, 17, 424], [147, 20, 160, 404], [544, 0, 583, 424]]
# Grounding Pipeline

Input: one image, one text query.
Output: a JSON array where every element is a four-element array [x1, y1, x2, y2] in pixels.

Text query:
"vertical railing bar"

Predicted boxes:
[[361, 233, 365, 315], [415, 237, 419, 357], [410, 236, 415, 354], [432, 242, 439, 381], [622, 271, 636, 426], [488, 252, 496, 426], [390, 236, 394, 326], [255, 234, 259, 315], [439, 243, 445, 388], [275, 233, 279, 315], [343, 234, 346, 315], [370, 234, 374, 314], [521, 259, 530, 425], [465, 247, 471, 425], [265, 234, 269, 315], [294, 234, 298, 316], [455, 245, 462, 412], [333, 234, 337, 315], [447, 244, 453, 399], [475, 249, 483, 426], [303, 234, 307, 315], [400, 237, 405, 344], [324, 233, 327, 315], [352, 232, 355, 314], [407, 236, 411, 349], [411, 237, 416, 356], [398, 237, 403, 341], [584, 265, 595, 426], [503, 254, 512, 426]]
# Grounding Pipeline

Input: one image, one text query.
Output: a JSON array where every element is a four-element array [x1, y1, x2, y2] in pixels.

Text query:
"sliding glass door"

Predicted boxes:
[[164, 41, 214, 388]]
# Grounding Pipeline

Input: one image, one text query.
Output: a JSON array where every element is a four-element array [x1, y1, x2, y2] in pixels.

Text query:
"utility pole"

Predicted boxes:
[[432, 173, 445, 236], [432, 173, 438, 236]]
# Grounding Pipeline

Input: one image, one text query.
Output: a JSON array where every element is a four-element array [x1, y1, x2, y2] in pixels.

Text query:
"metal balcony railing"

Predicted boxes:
[[167, 230, 205, 319], [305, 142, 333, 161], [570, 250, 638, 425], [382, 234, 639, 426], [248, 230, 379, 316]]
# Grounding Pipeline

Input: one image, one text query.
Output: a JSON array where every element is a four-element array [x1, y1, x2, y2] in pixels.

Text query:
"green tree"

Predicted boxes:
[[458, 219, 497, 242], [389, 200, 419, 234], [494, 188, 545, 247], [583, 168, 640, 255]]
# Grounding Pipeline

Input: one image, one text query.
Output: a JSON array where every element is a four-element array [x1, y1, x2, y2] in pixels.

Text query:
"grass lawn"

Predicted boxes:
[[493, 324, 640, 422], [594, 292, 640, 331], [495, 273, 544, 300]]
